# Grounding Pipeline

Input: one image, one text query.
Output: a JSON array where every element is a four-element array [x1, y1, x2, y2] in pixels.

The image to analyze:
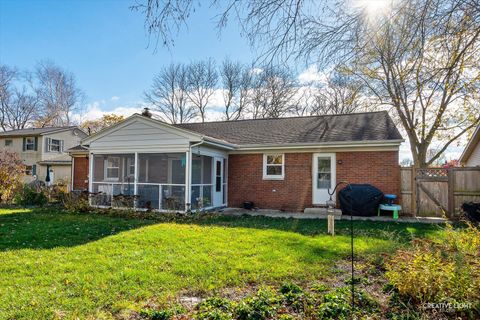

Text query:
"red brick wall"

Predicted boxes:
[[336, 151, 400, 198], [228, 153, 312, 211], [228, 151, 400, 211], [73, 156, 89, 190]]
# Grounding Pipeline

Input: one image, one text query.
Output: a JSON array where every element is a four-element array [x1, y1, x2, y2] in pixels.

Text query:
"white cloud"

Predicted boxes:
[[250, 67, 263, 75], [298, 64, 328, 84], [111, 96, 120, 101], [71, 100, 141, 123]]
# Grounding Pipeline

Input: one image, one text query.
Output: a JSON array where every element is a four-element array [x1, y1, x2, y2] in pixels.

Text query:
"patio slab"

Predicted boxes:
[[220, 208, 447, 224]]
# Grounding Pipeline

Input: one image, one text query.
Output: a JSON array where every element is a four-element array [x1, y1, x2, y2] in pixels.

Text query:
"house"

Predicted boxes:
[[459, 124, 480, 166], [69, 111, 403, 212], [0, 126, 88, 184]]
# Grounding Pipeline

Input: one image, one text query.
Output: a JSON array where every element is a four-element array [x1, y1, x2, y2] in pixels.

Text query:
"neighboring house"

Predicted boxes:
[[0, 127, 88, 184], [69, 111, 403, 212], [459, 124, 480, 166]]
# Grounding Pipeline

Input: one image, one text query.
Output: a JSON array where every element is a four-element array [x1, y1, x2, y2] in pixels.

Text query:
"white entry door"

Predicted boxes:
[[212, 157, 224, 207], [312, 153, 336, 205]]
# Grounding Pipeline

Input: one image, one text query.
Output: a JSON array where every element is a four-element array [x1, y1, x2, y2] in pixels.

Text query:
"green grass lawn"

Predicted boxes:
[[0, 207, 445, 319]]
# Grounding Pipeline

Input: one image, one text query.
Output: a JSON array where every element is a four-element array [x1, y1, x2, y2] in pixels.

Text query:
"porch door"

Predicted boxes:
[[312, 153, 336, 205], [212, 157, 224, 207]]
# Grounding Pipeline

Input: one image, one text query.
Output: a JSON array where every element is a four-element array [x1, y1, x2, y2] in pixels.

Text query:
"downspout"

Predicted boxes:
[[186, 139, 204, 212]]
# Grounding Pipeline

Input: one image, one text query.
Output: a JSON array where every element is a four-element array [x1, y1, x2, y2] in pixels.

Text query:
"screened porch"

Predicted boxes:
[[90, 152, 227, 211]]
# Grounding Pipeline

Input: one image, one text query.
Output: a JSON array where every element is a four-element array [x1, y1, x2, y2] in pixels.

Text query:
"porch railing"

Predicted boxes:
[[191, 183, 214, 209], [91, 182, 186, 211]]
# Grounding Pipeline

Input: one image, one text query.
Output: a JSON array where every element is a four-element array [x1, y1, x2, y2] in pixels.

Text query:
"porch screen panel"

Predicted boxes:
[[91, 154, 135, 207], [137, 153, 186, 211], [191, 154, 213, 209], [92, 154, 135, 183]]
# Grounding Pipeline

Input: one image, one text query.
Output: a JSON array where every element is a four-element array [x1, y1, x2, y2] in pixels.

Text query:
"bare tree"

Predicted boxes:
[[0, 65, 17, 131], [186, 59, 218, 122], [220, 59, 252, 120], [145, 63, 197, 124], [0, 65, 38, 130], [134, 0, 480, 167], [309, 71, 364, 115], [35, 61, 84, 127], [342, 0, 480, 167], [249, 65, 300, 118]]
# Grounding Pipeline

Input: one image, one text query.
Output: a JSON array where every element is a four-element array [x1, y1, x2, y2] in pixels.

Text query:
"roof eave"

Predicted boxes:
[[202, 137, 237, 150], [459, 124, 480, 164], [235, 139, 404, 151]]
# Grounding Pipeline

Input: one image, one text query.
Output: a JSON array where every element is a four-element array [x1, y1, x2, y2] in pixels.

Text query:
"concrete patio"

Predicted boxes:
[[220, 208, 448, 224]]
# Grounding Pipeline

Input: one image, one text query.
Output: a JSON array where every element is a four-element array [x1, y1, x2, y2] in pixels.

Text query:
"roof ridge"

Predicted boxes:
[[175, 111, 387, 126]]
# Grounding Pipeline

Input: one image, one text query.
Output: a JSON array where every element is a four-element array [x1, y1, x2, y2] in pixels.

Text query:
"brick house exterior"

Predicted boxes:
[[228, 151, 400, 211], [69, 111, 404, 213]]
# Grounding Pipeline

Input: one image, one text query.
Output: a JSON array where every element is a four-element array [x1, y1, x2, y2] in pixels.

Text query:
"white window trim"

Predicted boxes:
[[25, 137, 35, 151], [104, 157, 120, 181], [47, 138, 62, 152], [263, 153, 285, 180]]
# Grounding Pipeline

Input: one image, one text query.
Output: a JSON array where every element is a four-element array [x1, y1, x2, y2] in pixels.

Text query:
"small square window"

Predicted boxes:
[[5, 139, 13, 147], [25, 165, 33, 175], [263, 154, 284, 180]]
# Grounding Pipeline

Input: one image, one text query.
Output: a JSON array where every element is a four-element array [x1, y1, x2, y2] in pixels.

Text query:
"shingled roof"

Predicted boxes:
[[0, 126, 80, 137], [175, 111, 402, 146]]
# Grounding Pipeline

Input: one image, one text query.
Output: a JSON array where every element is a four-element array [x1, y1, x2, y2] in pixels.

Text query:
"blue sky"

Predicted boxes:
[[0, 0, 256, 114], [0, 0, 466, 161]]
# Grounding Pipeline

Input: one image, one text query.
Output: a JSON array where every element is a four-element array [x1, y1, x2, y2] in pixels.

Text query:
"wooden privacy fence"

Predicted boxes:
[[400, 166, 480, 217]]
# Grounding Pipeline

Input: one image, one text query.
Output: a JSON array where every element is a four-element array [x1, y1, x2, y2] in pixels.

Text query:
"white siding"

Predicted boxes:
[[466, 142, 480, 166], [89, 121, 192, 151]]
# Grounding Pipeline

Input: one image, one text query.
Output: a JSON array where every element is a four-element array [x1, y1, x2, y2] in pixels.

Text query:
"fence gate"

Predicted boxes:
[[415, 168, 450, 217]]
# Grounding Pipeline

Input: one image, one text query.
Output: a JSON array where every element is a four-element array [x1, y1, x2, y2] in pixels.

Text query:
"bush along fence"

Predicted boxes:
[[400, 166, 480, 218]]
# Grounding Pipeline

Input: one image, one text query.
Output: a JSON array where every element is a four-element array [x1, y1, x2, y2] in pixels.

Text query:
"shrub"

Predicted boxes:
[[0, 150, 25, 203], [235, 287, 282, 320], [386, 223, 480, 311], [195, 297, 235, 320], [60, 191, 91, 213], [279, 282, 310, 314], [13, 185, 48, 206], [318, 286, 378, 320]]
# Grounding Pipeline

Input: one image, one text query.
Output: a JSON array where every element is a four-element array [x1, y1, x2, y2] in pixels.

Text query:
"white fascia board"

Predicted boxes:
[[88, 146, 190, 154], [202, 138, 237, 150], [459, 124, 480, 163]]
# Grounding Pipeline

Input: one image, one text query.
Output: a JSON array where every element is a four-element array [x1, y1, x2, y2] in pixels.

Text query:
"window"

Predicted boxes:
[[25, 137, 35, 151], [105, 157, 120, 180], [47, 138, 62, 152], [263, 154, 284, 180], [4, 139, 12, 147], [25, 165, 36, 176], [127, 157, 135, 177], [317, 157, 331, 189], [215, 160, 222, 192]]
